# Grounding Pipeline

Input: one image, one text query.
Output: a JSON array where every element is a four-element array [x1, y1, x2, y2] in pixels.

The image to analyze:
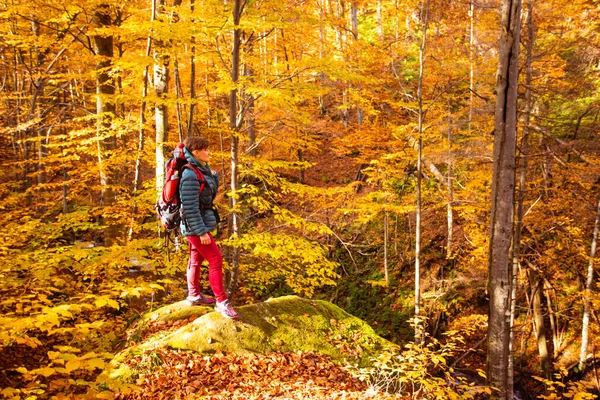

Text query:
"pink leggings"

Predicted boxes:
[[186, 234, 227, 303]]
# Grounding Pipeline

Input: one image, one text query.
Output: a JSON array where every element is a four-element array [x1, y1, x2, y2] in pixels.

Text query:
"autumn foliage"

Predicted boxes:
[[1, 0, 600, 398]]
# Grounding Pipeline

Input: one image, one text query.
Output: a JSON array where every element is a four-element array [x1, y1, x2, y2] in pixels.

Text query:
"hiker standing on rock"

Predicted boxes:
[[180, 137, 238, 319]]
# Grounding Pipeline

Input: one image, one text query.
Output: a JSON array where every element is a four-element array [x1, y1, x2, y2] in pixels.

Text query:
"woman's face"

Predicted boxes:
[[192, 147, 210, 163]]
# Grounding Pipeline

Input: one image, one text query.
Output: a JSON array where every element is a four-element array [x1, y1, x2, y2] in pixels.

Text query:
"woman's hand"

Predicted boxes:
[[199, 233, 211, 245]]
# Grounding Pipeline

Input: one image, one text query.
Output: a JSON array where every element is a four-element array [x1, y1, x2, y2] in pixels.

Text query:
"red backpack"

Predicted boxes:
[[156, 143, 205, 231]]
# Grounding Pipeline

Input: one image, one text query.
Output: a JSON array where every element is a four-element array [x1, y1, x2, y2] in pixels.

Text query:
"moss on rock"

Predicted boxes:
[[109, 295, 398, 382]]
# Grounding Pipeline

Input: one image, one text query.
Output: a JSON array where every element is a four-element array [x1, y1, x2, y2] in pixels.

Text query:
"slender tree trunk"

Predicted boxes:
[[447, 102, 454, 258], [350, 1, 362, 125], [414, 0, 430, 343], [227, 0, 244, 299], [543, 279, 560, 355], [91, 3, 118, 245], [129, 0, 155, 240], [513, 0, 552, 379], [336, 0, 349, 127], [243, 36, 256, 157], [377, 0, 383, 42], [154, 0, 169, 194], [31, 18, 46, 190], [174, 60, 184, 142], [487, 0, 521, 398], [528, 270, 552, 379], [468, 0, 475, 132], [579, 195, 600, 370], [384, 210, 389, 285], [187, 0, 196, 138]]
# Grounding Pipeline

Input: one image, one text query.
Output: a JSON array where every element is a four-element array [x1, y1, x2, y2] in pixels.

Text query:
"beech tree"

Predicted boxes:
[[487, 0, 522, 398], [91, 3, 120, 244]]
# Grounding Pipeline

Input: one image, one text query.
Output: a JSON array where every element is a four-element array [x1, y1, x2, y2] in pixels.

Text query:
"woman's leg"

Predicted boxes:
[[186, 236, 205, 298], [187, 234, 227, 302]]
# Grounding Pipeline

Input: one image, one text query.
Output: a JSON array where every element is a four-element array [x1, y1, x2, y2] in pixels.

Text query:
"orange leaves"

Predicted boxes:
[[120, 349, 374, 400]]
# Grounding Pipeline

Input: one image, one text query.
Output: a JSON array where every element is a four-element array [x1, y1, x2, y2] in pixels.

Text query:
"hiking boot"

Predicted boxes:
[[186, 294, 214, 306], [215, 300, 238, 319]]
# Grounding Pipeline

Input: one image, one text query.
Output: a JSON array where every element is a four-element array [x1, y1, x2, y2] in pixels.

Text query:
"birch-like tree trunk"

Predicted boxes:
[[227, 0, 244, 299], [414, 0, 430, 343], [384, 210, 389, 285], [243, 36, 256, 157], [351, 1, 363, 125], [31, 18, 47, 191], [468, 0, 475, 132], [447, 103, 453, 258], [377, 0, 383, 42], [187, 0, 196, 138], [129, 0, 156, 240], [154, 0, 169, 193], [579, 195, 600, 370], [487, 0, 521, 398]]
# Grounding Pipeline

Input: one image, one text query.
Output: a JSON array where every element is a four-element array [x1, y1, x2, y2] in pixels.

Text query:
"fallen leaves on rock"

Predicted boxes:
[[117, 349, 409, 399], [117, 311, 206, 351]]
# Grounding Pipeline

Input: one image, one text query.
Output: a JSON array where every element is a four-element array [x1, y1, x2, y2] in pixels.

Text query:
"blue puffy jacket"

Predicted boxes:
[[179, 147, 220, 237]]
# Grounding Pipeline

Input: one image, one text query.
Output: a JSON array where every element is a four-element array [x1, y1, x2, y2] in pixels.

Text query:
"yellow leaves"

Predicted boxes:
[[65, 359, 81, 373], [119, 282, 164, 300], [15, 351, 110, 383], [94, 296, 120, 310], [35, 367, 57, 377], [233, 231, 340, 297], [572, 393, 595, 400], [87, 358, 106, 370], [42, 312, 61, 329], [1, 387, 19, 398]]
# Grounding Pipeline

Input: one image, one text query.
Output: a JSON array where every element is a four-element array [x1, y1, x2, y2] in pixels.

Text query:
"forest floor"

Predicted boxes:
[[110, 297, 409, 399], [117, 348, 408, 399]]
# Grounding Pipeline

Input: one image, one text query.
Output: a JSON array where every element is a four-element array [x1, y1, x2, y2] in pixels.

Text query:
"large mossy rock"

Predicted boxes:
[[110, 295, 397, 381]]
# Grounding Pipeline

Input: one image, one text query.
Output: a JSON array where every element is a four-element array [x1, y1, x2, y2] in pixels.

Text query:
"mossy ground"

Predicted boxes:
[[109, 296, 398, 382]]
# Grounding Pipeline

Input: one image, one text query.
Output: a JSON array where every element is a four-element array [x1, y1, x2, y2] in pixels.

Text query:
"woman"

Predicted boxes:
[[179, 137, 237, 319]]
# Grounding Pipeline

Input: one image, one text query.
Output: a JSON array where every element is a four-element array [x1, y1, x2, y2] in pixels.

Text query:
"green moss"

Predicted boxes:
[[109, 296, 399, 382]]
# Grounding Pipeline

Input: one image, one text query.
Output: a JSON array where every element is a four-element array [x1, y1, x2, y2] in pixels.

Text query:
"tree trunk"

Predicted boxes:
[[227, 0, 244, 299], [174, 60, 184, 142], [487, 0, 521, 398], [154, 0, 169, 194], [129, 0, 156, 240], [351, 1, 362, 125], [187, 0, 196, 138], [91, 3, 118, 245], [384, 211, 389, 285], [414, 0, 430, 343], [468, 0, 475, 132], [243, 36, 256, 157], [377, 0, 383, 42], [31, 18, 47, 189], [579, 195, 600, 370], [528, 270, 552, 379], [513, 0, 552, 380], [447, 102, 454, 258]]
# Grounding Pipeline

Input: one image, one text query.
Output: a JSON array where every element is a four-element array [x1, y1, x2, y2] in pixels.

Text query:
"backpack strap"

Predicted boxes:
[[183, 164, 206, 196]]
